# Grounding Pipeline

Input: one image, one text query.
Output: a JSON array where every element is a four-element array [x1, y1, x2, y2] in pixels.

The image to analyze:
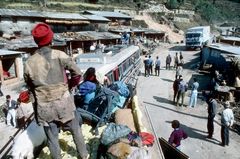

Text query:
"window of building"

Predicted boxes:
[[12, 17, 17, 23], [2, 58, 17, 80]]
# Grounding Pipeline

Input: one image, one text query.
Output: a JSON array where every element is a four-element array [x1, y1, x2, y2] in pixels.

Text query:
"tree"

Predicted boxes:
[[39, 0, 47, 7], [167, 0, 179, 9]]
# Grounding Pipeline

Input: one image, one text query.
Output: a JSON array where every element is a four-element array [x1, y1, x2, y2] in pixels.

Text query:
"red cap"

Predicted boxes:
[[31, 23, 53, 47]]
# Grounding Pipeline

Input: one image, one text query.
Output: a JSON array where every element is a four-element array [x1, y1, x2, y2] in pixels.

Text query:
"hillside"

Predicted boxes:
[[0, 0, 239, 30]]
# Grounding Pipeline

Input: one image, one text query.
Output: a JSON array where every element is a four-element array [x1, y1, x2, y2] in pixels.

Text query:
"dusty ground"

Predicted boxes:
[[0, 83, 33, 156], [134, 13, 184, 43], [137, 43, 240, 159]]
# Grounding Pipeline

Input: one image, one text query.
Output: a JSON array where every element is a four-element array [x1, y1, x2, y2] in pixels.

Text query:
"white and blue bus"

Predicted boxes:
[[75, 44, 141, 87]]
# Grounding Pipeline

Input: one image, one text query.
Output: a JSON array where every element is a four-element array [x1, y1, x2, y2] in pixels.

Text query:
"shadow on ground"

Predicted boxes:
[[144, 100, 206, 120], [169, 45, 186, 51], [161, 78, 174, 83], [153, 96, 174, 105]]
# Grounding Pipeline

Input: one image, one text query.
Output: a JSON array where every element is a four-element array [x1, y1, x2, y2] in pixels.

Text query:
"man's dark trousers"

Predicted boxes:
[[221, 125, 229, 146], [207, 115, 215, 137]]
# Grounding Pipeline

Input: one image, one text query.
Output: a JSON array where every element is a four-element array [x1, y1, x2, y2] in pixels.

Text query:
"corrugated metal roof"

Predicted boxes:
[[0, 8, 44, 17], [0, 9, 104, 22], [45, 19, 90, 24], [208, 43, 240, 55], [4, 36, 66, 50], [44, 12, 87, 20], [82, 14, 110, 22], [221, 36, 240, 42], [58, 31, 121, 41], [0, 49, 23, 56], [84, 10, 132, 19], [109, 28, 164, 34]]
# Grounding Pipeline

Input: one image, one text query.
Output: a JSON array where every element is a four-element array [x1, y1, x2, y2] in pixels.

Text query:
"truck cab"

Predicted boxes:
[[185, 26, 211, 49]]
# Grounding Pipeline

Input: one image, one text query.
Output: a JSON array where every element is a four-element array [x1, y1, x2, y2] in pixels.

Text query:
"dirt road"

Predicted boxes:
[[137, 44, 240, 159]]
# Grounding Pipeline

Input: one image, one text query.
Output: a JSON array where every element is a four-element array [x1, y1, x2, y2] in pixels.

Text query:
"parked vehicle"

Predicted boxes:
[[76, 44, 141, 87], [185, 26, 211, 49]]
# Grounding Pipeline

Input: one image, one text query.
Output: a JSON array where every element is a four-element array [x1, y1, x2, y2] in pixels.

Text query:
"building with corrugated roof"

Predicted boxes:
[[219, 36, 240, 46], [83, 10, 132, 26], [57, 31, 121, 53], [0, 8, 110, 36], [202, 43, 240, 71], [109, 27, 165, 41]]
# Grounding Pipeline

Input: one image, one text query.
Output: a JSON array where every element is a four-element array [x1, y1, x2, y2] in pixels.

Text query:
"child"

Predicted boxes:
[[168, 120, 188, 150]]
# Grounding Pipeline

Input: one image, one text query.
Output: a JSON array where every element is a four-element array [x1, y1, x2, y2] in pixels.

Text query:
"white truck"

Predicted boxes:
[[185, 26, 211, 49]]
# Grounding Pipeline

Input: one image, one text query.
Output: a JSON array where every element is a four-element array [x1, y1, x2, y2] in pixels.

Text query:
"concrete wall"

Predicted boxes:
[[0, 19, 38, 35]]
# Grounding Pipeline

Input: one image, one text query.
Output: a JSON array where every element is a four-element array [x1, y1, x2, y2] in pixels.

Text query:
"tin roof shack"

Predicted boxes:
[[44, 12, 91, 33], [144, 29, 165, 41], [219, 36, 240, 46], [109, 28, 144, 37], [58, 31, 121, 54], [82, 15, 110, 32], [0, 9, 110, 36], [202, 44, 240, 84], [0, 9, 44, 36], [83, 10, 132, 26], [217, 23, 236, 36], [202, 44, 240, 70], [4, 36, 67, 54], [0, 49, 24, 85], [110, 28, 165, 39]]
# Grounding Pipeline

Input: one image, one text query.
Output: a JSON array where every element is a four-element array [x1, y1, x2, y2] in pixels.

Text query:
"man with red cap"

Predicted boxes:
[[24, 23, 88, 159]]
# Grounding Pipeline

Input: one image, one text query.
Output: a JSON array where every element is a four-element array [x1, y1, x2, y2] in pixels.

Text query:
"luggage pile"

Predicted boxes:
[[74, 81, 132, 134], [38, 80, 155, 159]]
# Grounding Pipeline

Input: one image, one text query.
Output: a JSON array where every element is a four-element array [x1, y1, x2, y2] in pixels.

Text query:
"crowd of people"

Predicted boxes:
[[143, 51, 235, 151], [143, 55, 161, 77]]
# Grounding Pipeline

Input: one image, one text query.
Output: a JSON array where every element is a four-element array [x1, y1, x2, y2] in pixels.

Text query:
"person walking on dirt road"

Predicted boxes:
[[143, 55, 150, 77], [173, 75, 182, 103], [176, 76, 188, 107], [189, 78, 199, 108], [206, 95, 217, 138], [149, 55, 153, 75], [166, 54, 172, 70], [174, 52, 179, 69], [220, 101, 234, 147], [155, 56, 161, 76], [168, 120, 188, 150]]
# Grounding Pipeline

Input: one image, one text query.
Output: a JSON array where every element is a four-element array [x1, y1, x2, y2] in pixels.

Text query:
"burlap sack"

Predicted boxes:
[[107, 142, 131, 159], [115, 109, 136, 132]]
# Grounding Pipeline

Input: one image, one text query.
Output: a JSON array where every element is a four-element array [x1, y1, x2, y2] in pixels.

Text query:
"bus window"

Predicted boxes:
[[113, 67, 119, 81], [107, 72, 114, 83], [118, 65, 123, 80]]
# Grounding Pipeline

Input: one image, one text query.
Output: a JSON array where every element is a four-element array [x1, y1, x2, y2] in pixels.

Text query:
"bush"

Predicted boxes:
[[166, 0, 180, 9]]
